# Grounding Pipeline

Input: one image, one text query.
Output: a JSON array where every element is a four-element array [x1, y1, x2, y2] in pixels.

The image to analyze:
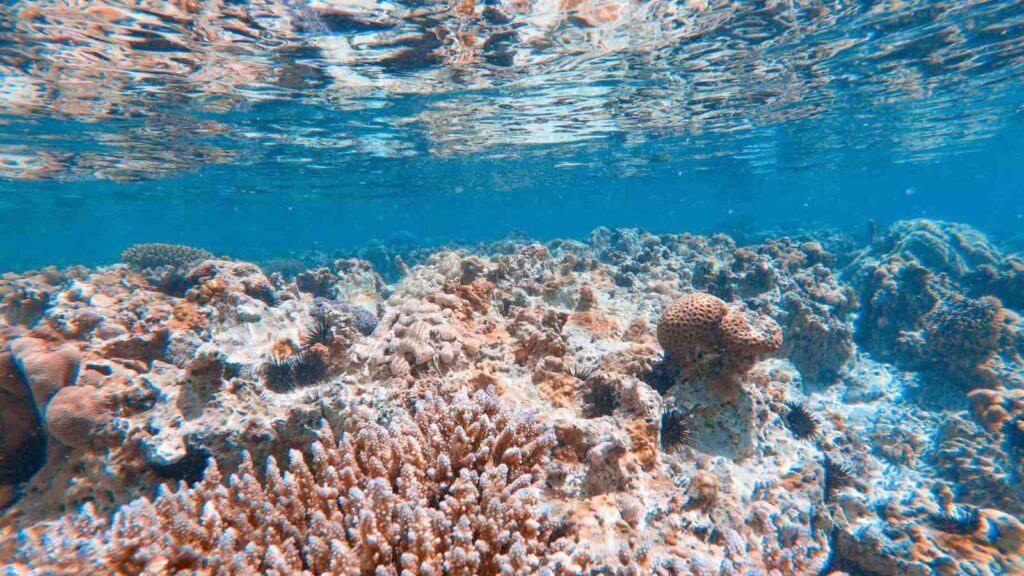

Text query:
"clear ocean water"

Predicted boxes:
[[1, 0, 1023, 270]]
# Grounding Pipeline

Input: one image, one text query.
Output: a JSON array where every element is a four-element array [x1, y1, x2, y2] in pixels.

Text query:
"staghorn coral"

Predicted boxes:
[[10, 382, 587, 575], [121, 243, 213, 270], [5, 223, 1024, 573], [657, 292, 781, 389]]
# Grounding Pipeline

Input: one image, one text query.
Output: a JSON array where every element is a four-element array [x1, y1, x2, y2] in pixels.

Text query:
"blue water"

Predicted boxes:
[[2, 0, 1024, 269]]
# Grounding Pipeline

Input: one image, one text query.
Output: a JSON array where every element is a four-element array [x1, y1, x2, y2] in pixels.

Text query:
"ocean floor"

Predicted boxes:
[[1, 219, 1023, 575]]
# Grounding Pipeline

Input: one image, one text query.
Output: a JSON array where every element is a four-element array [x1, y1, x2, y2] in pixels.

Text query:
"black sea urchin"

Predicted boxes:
[[1004, 416, 1024, 450], [301, 309, 334, 349], [567, 359, 599, 381], [262, 356, 295, 393], [929, 505, 981, 534], [784, 401, 821, 440], [291, 346, 330, 387], [641, 358, 682, 396], [823, 455, 853, 504], [660, 408, 693, 451], [581, 377, 620, 418]]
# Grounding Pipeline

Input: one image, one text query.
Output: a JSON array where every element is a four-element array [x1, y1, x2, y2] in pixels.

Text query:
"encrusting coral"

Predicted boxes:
[[8, 381, 588, 575]]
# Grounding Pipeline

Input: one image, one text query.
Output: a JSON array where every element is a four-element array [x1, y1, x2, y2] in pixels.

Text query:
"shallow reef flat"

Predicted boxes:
[[1, 219, 1023, 575]]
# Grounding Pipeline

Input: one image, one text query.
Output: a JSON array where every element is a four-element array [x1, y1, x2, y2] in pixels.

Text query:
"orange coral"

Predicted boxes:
[[576, 284, 598, 312], [657, 293, 781, 385]]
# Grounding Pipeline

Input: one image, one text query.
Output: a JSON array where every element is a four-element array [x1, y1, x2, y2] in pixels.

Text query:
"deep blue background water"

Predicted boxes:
[[2, 117, 1023, 273]]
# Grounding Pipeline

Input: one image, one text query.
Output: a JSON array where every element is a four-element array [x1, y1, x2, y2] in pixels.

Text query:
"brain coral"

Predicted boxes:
[[43, 386, 110, 447], [657, 292, 781, 385], [121, 243, 213, 269], [11, 382, 588, 574]]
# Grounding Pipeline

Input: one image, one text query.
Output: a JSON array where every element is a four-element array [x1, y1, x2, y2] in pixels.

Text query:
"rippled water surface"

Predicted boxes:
[[1, 0, 1024, 267]]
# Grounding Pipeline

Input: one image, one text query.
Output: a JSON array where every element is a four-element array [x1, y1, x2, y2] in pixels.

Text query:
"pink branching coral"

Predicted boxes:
[[9, 382, 588, 575]]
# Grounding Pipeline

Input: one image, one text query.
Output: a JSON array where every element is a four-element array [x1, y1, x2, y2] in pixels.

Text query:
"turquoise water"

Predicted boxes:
[[2, 0, 1024, 269]]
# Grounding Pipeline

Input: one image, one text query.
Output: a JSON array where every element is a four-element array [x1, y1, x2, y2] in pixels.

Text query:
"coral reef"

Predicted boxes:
[[1, 221, 1023, 575], [657, 292, 781, 397], [8, 381, 587, 575], [121, 243, 213, 270], [847, 219, 1023, 388], [42, 386, 110, 448]]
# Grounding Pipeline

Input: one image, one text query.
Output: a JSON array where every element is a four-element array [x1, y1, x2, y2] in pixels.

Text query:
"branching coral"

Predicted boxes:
[[121, 243, 213, 270], [10, 382, 587, 575]]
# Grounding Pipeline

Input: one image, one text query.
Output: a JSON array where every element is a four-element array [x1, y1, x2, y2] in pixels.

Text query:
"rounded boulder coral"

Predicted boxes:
[[44, 386, 110, 447], [9, 337, 81, 409], [657, 292, 781, 385]]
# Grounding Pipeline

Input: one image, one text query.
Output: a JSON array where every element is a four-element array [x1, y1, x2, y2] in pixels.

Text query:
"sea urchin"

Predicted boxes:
[[291, 344, 330, 387], [823, 455, 853, 504], [929, 505, 981, 534], [784, 401, 821, 440], [261, 356, 295, 393], [581, 377, 620, 418], [301, 309, 334, 349], [660, 408, 694, 451]]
